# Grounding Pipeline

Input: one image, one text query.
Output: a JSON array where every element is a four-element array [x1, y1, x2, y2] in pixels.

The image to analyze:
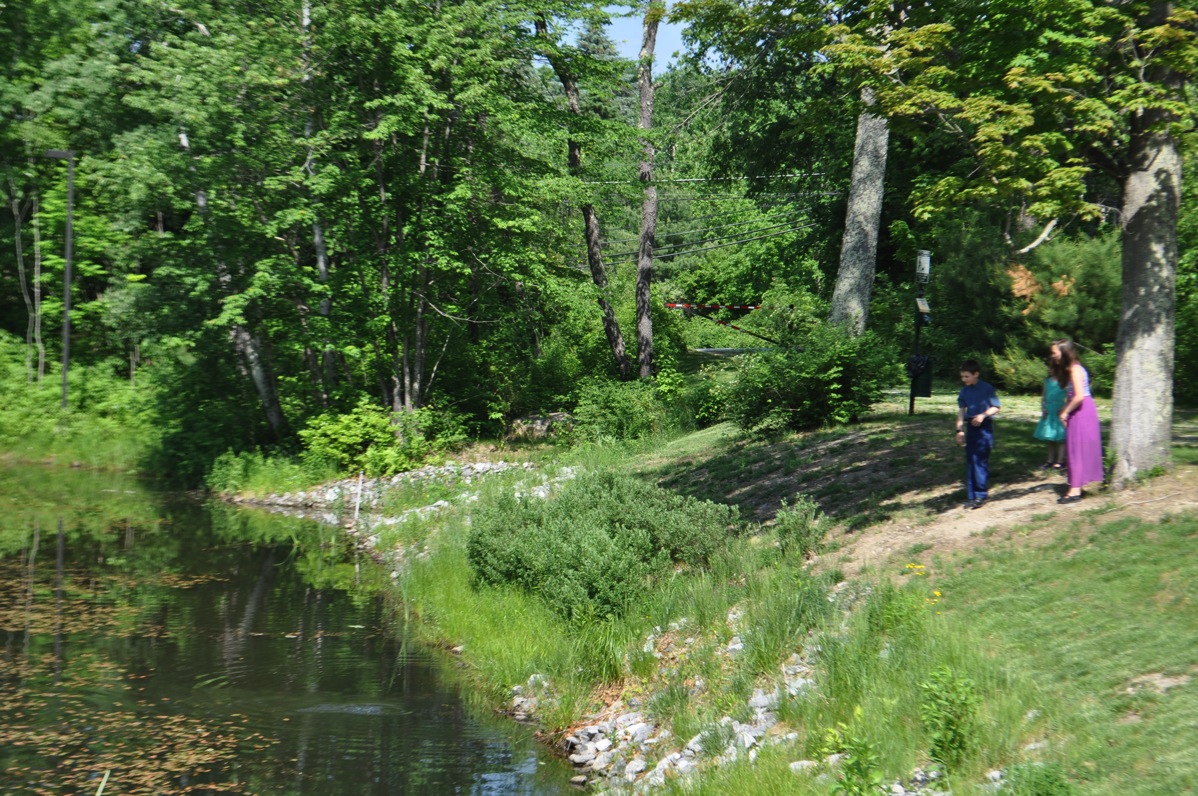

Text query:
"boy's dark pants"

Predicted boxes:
[[964, 425, 994, 501]]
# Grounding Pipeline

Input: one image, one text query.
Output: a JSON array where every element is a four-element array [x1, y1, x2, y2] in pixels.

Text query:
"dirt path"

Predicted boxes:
[[831, 463, 1198, 576]]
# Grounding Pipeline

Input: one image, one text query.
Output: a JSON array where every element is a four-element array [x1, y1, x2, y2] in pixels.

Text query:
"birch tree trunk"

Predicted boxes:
[[1110, 83, 1180, 487], [829, 87, 889, 335], [635, 3, 662, 379], [536, 16, 631, 379]]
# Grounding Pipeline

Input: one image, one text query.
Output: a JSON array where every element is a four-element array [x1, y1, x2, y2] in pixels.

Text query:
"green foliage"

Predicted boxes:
[[204, 449, 338, 496], [726, 323, 901, 435], [297, 400, 467, 477], [774, 495, 828, 559], [0, 334, 158, 470], [1003, 763, 1076, 796], [571, 378, 671, 442], [919, 666, 980, 772], [832, 730, 886, 796], [989, 348, 1050, 394], [690, 365, 732, 427], [465, 470, 740, 621]]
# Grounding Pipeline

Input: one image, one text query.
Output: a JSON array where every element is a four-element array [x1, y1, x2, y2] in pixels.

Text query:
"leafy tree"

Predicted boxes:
[[832, 0, 1197, 484]]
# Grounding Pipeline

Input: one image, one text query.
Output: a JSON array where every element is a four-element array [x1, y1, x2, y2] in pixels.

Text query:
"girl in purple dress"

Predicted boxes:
[[1050, 339, 1104, 503]]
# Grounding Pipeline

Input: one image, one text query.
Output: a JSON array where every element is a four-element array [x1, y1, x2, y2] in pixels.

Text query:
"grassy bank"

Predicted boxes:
[[360, 385, 1198, 794]]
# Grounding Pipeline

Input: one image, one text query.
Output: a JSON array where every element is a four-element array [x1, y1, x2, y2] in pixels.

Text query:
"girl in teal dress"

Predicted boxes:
[[1033, 363, 1067, 469]]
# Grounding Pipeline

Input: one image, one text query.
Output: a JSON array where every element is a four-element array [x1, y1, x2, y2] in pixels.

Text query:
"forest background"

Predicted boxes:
[[3, 0, 1198, 487]]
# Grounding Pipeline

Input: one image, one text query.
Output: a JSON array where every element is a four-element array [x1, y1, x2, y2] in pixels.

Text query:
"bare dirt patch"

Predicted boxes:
[[828, 464, 1198, 576]]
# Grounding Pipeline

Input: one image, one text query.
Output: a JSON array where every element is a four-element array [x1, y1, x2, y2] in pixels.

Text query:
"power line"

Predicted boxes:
[[603, 222, 818, 266], [581, 173, 825, 185], [603, 210, 806, 246], [602, 217, 810, 261]]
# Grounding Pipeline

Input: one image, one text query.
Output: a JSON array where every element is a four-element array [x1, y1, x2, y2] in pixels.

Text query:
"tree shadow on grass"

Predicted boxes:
[[645, 410, 1062, 532]]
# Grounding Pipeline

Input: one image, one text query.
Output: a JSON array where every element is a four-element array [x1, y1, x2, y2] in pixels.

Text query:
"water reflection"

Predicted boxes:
[[0, 465, 572, 795]]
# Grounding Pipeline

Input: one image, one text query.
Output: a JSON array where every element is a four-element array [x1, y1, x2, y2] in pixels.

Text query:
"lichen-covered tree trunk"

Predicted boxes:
[[1110, 97, 1180, 487], [635, 4, 662, 379], [829, 87, 889, 335]]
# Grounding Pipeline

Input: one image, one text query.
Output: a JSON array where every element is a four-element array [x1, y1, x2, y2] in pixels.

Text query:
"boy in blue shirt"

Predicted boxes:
[[954, 360, 1001, 509]]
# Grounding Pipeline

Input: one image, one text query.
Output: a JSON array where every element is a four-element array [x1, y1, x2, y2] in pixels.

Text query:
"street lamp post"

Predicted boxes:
[[908, 250, 933, 415], [45, 149, 74, 410]]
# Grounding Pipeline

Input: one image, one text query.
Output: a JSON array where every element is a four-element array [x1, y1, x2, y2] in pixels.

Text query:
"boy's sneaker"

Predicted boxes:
[[967, 498, 986, 510]]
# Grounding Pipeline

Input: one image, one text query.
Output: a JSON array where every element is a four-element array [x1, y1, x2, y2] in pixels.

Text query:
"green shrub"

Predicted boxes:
[[775, 496, 828, 559], [298, 399, 467, 476], [725, 324, 901, 436], [572, 378, 670, 442], [466, 470, 740, 620], [990, 347, 1050, 394], [920, 666, 980, 771]]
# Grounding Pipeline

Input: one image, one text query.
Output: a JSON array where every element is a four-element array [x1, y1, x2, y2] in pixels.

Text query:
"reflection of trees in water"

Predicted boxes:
[[0, 468, 568, 795]]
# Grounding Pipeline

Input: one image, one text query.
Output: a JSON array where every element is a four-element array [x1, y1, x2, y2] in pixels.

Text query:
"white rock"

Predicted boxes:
[[987, 770, 1004, 783], [590, 751, 613, 771], [748, 688, 779, 710], [595, 738, 612, 752], [826, 753, 844, 766], [627, 723, 653, 743], [625, 757, 647, 779], [790, 760, 818, 774]]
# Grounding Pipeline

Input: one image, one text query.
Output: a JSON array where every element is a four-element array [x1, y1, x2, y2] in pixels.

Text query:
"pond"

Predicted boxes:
[[0, 464, 576, 795]]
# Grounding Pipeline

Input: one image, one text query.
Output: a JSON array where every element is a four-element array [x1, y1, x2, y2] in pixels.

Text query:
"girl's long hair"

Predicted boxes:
[[1051, 339, 1080, 387]]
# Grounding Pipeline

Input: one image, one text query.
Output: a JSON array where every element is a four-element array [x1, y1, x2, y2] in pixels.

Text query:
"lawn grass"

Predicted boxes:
[[938, 512, 1198, 795]]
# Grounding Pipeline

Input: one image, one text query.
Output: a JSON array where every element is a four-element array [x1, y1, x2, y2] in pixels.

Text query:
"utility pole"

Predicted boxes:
[[908, 250, 933, 415]]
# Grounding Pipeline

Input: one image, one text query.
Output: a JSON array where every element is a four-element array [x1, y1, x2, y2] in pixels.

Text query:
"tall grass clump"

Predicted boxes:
[[774, 495, 829, 559], [741, 571, 833, 676], [466, 470, 741, 621]]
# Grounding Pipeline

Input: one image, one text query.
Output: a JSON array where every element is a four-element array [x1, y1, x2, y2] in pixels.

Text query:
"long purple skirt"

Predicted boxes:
[[1066, 396, 1104, 488]]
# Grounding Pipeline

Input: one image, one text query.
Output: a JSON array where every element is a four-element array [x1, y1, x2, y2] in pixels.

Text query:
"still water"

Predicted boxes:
[[0, 464, 575, 795]]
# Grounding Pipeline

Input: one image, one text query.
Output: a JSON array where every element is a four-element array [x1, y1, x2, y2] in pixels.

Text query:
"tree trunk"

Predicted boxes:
[[6, 178, 36, 381], [179, 130, 287, 437], [536, 16, 631, 379], [635, 4, 661, 379], [302, 0, 333, 407], [829, 87, 889, 335], [32, 192, 45, 385], [1110, 95, 1180, 487]]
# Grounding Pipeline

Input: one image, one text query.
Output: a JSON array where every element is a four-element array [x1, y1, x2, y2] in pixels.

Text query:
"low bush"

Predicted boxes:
[[725, 323, 901, 436], [571, 378, 670, 442], [466, 470, 740, 621], [298, 398, 468, 476], [990, 347, 1050, 394]]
